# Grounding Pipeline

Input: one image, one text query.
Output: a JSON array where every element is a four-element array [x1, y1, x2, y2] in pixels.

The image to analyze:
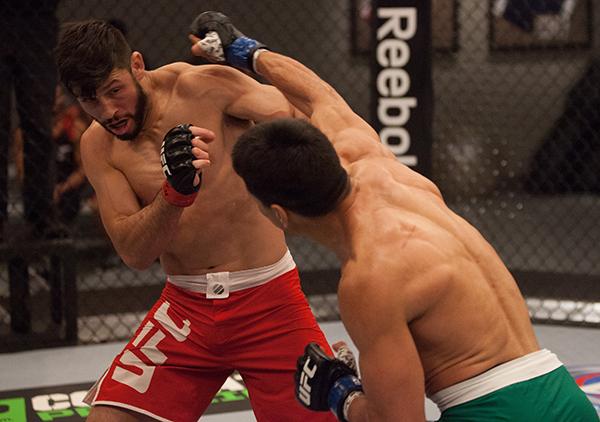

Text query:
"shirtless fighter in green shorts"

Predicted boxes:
[[189, 11, 599, 422]]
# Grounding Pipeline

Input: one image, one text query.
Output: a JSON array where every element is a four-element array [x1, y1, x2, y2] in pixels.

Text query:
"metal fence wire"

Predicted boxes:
[[0, 0, 599, 350]]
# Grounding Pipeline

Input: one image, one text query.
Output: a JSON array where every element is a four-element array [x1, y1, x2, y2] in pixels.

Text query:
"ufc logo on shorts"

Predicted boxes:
[[111, 301, 191, 393], [298, 357, 318, 406]]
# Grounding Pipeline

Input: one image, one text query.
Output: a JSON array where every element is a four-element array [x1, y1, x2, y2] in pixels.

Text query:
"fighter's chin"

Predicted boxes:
[[114, 131, 137, 141], [107, 120, 139, 141]]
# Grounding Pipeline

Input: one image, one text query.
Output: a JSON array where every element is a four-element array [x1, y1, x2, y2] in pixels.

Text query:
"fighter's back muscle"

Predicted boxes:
[[340, 159, 538, 393]]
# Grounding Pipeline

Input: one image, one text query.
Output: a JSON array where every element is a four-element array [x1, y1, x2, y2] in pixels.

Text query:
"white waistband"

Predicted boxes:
[[167, 250, 296, 295], [430, 349, 563, 412]]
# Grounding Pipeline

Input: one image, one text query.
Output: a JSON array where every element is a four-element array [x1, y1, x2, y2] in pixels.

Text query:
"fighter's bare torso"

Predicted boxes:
[[83, 63, 287, 274], [336, 156, 539, 396]]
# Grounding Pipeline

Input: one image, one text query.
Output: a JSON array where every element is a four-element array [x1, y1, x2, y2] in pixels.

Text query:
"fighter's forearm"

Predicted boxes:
[[347, 394, 370, 422], [109, 191, 183, 271], [255, 51, 344, 119], [348, 394, 426, 422], [62, 168, 87, 192]]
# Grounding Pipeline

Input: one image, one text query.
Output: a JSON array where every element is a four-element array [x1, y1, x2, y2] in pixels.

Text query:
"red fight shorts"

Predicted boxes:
[[84, 265, 336, 422]]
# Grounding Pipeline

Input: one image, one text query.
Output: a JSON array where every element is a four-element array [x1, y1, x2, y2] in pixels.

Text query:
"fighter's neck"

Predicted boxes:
[[137, 73, 161, 137], [304, 220, 352, 263], [293, 180, 359, 263]]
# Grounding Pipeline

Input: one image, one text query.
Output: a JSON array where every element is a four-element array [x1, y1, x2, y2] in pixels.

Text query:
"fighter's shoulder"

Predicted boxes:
[[340, 251, 402, 294], [333, 126, 394, 166], [146, 62, 187, 84], [337, 260, 409, 334], [149, 62, 233, 89], [80, 121, 113, 162], [176, 63, 251, 87], [81, 121, 110, 144], [339, 247, 451, 323]]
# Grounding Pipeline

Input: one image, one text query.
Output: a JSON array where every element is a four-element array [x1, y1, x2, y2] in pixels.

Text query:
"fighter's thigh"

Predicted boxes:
[[88, 294, 229, 420], [238, 327, 335, 422], [234, 280, 334, 379], [87, 404, 155, 422]]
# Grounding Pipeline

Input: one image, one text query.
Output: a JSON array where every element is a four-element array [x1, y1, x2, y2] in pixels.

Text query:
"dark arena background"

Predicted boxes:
[[1, 0, 599, 420]]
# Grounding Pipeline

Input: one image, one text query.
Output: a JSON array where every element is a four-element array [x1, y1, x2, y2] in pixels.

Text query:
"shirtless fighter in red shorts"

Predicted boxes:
[[54, 18, 336, 422]]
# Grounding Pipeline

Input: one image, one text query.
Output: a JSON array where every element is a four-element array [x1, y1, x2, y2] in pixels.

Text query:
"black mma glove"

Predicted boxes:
[[190, 11, 268, 73], [295, 343, 364, 422], [160, 124, 201, 207]]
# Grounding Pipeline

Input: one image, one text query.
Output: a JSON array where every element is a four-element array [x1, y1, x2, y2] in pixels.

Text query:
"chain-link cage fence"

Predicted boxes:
[[0, 0, 598, 351], [431, 0, 600, 326]]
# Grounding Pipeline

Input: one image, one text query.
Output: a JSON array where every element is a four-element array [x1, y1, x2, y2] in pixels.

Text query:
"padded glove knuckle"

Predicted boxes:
[[160, 124, 201, 205]]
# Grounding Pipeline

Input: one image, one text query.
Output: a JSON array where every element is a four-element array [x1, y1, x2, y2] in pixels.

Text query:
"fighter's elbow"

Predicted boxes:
[[289, 105, 310, 120], [120, 252, 155, 271], [270, 109, 292, 120]]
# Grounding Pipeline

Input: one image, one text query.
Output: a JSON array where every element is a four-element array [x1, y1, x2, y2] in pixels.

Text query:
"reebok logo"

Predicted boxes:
[[376, 7, 418, 166]]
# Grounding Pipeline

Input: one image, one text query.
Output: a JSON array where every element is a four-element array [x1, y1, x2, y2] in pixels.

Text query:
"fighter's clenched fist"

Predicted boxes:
[[189, 11, 268, 73], [295, 343, 363, 422], [161, 124, 214, 207]]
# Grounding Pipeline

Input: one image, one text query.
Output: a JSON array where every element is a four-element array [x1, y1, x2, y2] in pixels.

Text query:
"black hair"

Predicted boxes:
[[232, 118, 349, 217], [55, 19, 132, 98]]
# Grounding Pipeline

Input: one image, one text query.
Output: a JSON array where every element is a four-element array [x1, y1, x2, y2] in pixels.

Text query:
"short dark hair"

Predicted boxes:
[[55, 19, 132, 98], [232, 118, 349, 217]]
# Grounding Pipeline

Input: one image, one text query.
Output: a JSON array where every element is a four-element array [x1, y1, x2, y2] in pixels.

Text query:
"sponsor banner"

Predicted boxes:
[[568, 365, 600, 415], [0, 374, 251, 422], [1, 366, 599, 420], [371, 0, 433, 175]]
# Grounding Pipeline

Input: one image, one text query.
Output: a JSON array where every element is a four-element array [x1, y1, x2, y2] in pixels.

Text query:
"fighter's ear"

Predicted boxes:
[[271, 204, 289, 230], [130, 52, 146, 80]]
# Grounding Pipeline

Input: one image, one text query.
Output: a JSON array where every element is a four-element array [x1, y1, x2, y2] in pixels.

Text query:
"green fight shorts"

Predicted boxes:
[[439, 366, 599, 422]]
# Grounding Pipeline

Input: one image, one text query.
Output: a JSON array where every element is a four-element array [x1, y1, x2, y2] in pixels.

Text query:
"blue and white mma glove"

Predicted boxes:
[[295, 343, 364, 422], [190, 11, 268, 73]]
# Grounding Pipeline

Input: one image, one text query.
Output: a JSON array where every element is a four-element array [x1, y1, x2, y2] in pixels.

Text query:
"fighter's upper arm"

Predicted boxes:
[[225, 77, 298, 122], [80, 127, 142, 241], [178, 65, 296, 123], [310, 94, 393, 166], [339, 274, 426, 421], [358, 325, 425, 421]]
